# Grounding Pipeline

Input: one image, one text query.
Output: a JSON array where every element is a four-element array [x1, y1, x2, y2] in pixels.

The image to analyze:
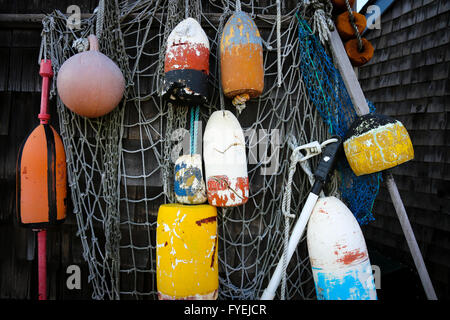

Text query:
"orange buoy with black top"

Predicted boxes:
[[163, 18, 210, 105], [336, 11, 367, 41], [344, 37, 374, 67], [220, 10, 264, 110], [331, 0, 355, 13]]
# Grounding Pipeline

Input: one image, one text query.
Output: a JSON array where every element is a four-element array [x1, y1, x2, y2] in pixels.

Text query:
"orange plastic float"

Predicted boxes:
[[17, 60, 67, 228], [17, 125, 67, 227], [344, 38, 374, 67], [57, 35, 125, 118], [220, 11, 264, 109], [336, 11, 367, 41]]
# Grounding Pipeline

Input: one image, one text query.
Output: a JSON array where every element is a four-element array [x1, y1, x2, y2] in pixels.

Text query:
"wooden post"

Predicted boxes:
[[328, 27, 438, 300]]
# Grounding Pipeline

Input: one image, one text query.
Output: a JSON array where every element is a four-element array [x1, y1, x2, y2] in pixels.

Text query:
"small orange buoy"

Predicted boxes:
[[344, 38, 374, 67], [331, 0, 355, 13], [57, 35, 125, 118], [220, 11, 264, 109], [336, 11, 367, 41], [17, 124, 67, 227]]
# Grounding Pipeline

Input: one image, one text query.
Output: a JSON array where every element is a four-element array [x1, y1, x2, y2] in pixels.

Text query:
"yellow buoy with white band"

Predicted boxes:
[[344, 114, 414, 176], [156, 204, 218, 300]]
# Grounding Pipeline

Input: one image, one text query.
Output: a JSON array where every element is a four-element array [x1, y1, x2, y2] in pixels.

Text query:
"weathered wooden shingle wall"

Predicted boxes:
[[359, 0, 450, 299], [0, 0, 98, 299]]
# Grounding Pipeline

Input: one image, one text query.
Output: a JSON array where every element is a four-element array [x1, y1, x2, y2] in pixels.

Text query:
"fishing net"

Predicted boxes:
[[39, 0, 378, 300]]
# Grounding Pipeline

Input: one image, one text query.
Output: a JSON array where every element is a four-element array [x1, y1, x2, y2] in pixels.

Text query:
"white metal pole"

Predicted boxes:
[[261, 192, 319, 300]]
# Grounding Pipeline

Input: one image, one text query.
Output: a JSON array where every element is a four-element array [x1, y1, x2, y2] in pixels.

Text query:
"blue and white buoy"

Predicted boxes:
[[307, 196, 377, 300]]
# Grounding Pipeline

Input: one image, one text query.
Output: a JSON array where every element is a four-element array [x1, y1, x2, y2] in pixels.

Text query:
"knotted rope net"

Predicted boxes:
[[39, 0, 378, 300]]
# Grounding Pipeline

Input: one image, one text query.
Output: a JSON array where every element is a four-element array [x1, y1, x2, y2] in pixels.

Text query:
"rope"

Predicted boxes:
[[276, 0, 282, 87], [190, 105, 200, 155], [298, 0, 334, 45], [344, 0, 364, 52], [96, 0, 105, 41], [280, 138, 337, 299]]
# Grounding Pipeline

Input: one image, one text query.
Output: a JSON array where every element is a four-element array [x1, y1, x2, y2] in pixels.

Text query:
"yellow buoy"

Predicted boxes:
[[156, 204, 218, 300], [344, 114, 414, 176]]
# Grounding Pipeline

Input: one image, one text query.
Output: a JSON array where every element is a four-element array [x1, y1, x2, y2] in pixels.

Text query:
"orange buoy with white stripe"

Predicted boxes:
[[156, 204, 218, 300], [220, 11, 264, 109], [344, 114, 414, 176], [203, 110, 249, 207], [163, 18, 210, 105], [336, 11, 367, 41]]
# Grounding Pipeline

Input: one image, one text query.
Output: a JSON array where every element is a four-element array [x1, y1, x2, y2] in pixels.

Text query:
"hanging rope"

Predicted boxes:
[[280, 138, 337, 299], [344, 0, 364, 52]]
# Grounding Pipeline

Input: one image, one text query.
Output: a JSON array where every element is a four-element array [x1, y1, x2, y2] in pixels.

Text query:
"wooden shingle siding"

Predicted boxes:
[[359, 0, 450, 299]]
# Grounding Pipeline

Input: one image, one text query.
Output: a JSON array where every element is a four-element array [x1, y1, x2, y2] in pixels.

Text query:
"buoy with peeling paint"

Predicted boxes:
[[203, 110, 249, 207], [307, 197, 377, 300], [344, 113, 414, 176], [163, 18, 210, 105], [156, 203, 218, 300], [174, 154, 207, 204], [220, 11, 264, 110]]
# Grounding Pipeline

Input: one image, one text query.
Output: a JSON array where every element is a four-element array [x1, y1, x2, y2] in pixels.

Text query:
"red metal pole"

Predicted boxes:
[[37, 229, 47, 300], [36, 59, 53, 300], [38, 59, 53, 124]]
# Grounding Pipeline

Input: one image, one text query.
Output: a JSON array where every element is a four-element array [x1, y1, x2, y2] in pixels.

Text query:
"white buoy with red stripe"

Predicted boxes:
[[203, 110, 249, 207], [307, 196, 377, 300], [163, 18, 210, 105]]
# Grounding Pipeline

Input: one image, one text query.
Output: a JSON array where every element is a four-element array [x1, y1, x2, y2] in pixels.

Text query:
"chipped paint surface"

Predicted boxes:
[[174, 154, 207, 204], [344, 121, 414, 176], [156, 204, 218, 300], [203, 110, 249, 207], [312, 258, 377, 300], [220, 11, 264, 100], [307, 197, 377, 300], [163, 18, 210, 103]]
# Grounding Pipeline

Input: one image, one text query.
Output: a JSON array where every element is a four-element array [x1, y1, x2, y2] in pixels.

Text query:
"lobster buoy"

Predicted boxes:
[[331, 0, 355, 13], [220, 11, 264, 109], [307, 197, 377, 300], [336, 11, 367, 41], [163, 18, 210, 105], [156, 204, 218, 300], [17, 124, 67, 227], [344, 114, 414, 176], [57, 35, 125, 118], [174, 154, 207, 204], [345, 38, 374, 67], [203, 110, 249, 207]]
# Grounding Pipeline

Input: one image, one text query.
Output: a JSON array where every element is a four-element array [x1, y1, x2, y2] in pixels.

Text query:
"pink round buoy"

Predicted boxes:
[[56, 35, 125, 118]]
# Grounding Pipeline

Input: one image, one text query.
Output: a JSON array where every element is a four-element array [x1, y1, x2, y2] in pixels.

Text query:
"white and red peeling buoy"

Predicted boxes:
[[163, 17, 210, 105], [203, 110, 249, 207], [174, 154, 207, 204], [307, 197, 377, 300]]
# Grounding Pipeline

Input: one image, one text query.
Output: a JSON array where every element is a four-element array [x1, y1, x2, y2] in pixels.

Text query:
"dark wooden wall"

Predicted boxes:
[[0, 0, 99, 300], [359, 0, 450, 299]]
